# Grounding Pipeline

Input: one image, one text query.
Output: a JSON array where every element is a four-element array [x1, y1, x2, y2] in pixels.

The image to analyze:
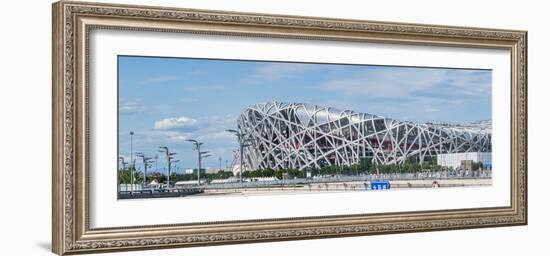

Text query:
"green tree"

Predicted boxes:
[[117, 168, 142, 184], [261, 168, 275, 177], [286, 168, 302, 178], [472, 161, 484, 171], [275, 170, 285, 179]]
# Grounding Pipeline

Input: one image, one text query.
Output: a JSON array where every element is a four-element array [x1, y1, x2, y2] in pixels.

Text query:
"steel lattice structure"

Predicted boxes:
[[237, 102, 491, 171]]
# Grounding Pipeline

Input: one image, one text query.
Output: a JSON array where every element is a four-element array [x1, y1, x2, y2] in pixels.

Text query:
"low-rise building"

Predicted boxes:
[[437, 152, 492, 169]]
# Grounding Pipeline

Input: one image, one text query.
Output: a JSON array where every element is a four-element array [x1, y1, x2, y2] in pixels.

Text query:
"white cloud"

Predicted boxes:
[[193, 114, 239, 146], [153, 116, 198, 130], [151, 105, 171, 111], [138, 75, 178, 85], [320, 68, 444, 98], [443, 70, 492, 95], [179, 97, 198, 103], [320, 68, 490, 100], [163, 131, 191, 142], [198, 131, 236, 144], [247, 63, 319, 81], [202, 114, 238, 127], [119, 99, 145, 114], [118, 114, 240, 169], [314, 68, 490, 122], [183, 85, 225, 92]]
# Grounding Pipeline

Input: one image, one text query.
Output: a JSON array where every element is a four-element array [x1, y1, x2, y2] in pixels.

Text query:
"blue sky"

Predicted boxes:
[[118, 56, 491, 172]]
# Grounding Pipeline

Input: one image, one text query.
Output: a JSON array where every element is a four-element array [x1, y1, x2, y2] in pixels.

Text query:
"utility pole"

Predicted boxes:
[[218, 156, 222, 171], [226, 129, 252, 186]]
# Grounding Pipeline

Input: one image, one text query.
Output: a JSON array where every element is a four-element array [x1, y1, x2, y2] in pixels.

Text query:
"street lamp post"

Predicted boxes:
[[118, 157, 127, 193], [171, 159, 180, 185], [240, 146, 244, 182], [136, 153, 153, 189], [131, 159, 136, 190], [129, 131, 134, 193], [154, 154, 158, 174], [226, 129, 251, 185], [202, 154, 212, 176], [186, 139, 208, 186], [158, 146, 176, 190], [118, 157, 127, 170]]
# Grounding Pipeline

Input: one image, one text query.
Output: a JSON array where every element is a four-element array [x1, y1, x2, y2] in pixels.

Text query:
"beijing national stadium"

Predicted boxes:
[[236, 101, 492, 171]]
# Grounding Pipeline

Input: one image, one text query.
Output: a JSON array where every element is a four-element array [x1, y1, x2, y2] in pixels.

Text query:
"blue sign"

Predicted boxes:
[[370, 181, 391, 190]]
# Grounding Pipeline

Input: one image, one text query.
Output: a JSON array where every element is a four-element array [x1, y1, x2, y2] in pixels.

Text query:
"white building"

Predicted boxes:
[[175, 180, 207, 187], [205, 168, 221, 174], [437, 152, 492, 169], [184, 168, 219, 174]]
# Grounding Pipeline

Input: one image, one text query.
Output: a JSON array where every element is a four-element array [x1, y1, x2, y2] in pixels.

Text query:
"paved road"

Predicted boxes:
[[119, 178, 491, 199], [196, 178, 491, 197]]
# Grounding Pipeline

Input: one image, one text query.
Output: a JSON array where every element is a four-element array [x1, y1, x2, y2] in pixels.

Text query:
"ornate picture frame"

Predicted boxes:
[[52, 1, 527, 255]]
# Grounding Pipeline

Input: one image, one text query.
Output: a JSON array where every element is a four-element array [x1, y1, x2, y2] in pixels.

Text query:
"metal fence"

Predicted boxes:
[[119, 184, 142, 192], [179, 170, 491, 190]]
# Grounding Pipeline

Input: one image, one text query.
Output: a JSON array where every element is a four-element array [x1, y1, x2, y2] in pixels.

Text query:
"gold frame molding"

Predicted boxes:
[[52, 1, 527, 255]]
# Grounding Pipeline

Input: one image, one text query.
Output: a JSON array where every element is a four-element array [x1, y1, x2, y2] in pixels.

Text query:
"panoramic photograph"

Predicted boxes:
[[117, 56, 492, 199]]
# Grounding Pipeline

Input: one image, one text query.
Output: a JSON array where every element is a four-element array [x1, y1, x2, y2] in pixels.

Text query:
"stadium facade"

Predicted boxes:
[[236, 102, 491, 171]]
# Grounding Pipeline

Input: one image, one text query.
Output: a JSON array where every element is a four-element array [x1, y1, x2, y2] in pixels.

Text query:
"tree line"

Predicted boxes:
[[118, 158, 486, 184], [118, 168, 234, 185]]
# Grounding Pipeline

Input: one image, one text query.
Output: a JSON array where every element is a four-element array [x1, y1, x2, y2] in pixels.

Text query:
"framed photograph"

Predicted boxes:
[[52, 1, 527, 255]]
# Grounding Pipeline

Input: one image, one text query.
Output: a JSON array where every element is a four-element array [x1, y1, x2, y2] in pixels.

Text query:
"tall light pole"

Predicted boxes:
[[136, 153, 153, 189], [118, 156, 127, 170], [219, 156, 222, 172], [131, 159, 136, 190], [187, 139, 209, 186], [129, 131, 134, 193], [171, 159, 180, 182], [226, 129, 251, 185], [118, 157, 127, 194], [202, 153, 212, 172], [154, 154, 159, 174], [158, 146, 177, 189]]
